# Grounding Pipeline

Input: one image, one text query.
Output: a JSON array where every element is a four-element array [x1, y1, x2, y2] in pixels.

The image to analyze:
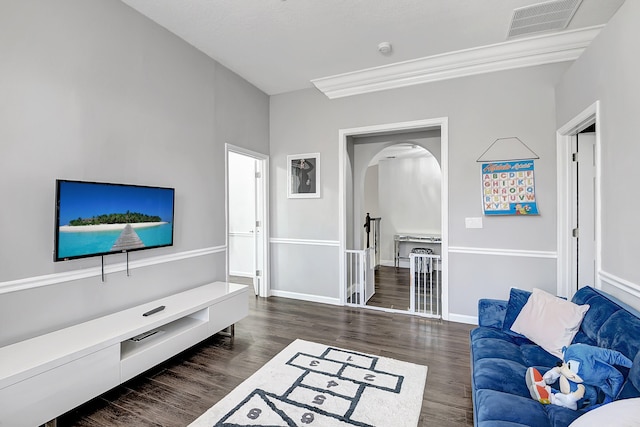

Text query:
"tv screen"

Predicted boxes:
[[54, 180, 175, 261]]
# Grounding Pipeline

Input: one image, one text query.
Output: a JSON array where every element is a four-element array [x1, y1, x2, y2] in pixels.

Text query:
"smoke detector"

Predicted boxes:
[[377, 42, 393, 55], [508, 0, 583, 38]]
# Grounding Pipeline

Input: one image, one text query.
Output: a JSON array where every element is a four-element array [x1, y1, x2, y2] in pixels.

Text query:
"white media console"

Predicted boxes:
[[0, 282, 249, 427]]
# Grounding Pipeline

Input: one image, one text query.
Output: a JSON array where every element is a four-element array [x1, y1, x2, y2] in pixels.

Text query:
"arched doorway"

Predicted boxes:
[[338, 118, 449, 319], [362, 143, 442, 312]]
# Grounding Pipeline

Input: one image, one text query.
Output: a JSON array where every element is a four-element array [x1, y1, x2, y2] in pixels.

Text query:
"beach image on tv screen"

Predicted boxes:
[[56, 181, 174, 260]]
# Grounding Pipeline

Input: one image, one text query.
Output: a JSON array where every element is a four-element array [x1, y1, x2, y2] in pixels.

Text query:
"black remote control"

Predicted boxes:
[[143, 305, 165, 317]]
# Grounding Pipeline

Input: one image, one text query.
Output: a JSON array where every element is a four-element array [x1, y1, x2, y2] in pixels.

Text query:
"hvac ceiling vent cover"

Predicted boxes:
[[508, 0, 583, 38]]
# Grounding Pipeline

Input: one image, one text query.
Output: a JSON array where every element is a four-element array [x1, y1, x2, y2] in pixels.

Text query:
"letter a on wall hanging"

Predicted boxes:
[[477, 137, 540, 216]]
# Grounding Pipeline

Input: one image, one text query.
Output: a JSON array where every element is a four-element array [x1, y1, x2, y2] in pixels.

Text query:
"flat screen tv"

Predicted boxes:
[[54, 180, 175, 262]]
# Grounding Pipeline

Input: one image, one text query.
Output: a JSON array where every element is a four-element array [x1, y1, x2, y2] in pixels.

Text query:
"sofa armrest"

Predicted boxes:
[[478, 299, 508, 329]]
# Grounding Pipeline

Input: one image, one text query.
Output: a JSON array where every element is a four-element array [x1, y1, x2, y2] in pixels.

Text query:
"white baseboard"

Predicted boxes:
[[229, 271, 253, 278], [447, 313, 478, 325], [380, 259, 411, 268], [270, 289, 341, 306]]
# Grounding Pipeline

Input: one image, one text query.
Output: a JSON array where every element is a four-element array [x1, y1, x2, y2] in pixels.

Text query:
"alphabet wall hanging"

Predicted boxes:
[[477, 137, 540, 216]]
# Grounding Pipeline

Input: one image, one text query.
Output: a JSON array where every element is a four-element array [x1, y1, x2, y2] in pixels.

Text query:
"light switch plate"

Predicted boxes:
[[465, 217, 483, 229]]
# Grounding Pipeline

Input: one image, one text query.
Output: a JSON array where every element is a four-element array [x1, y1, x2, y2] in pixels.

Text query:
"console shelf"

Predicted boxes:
[[0, 282, 248, 427]]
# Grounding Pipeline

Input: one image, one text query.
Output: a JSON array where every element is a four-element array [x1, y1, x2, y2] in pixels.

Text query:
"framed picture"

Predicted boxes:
[[287, 153, 320, 198]]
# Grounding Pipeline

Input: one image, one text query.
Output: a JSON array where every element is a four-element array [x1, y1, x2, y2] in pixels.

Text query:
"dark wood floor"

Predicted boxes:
[[366, 266, 411, 311], [56, 292, 475, 427], [366, 266, 441, 315]]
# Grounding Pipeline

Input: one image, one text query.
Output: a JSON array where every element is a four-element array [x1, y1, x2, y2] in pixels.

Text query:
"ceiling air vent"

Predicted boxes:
[[507, 0, 583, 38]]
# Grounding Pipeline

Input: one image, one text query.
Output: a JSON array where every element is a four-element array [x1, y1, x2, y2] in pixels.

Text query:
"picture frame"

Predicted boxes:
[[287, 153, 320, 198]]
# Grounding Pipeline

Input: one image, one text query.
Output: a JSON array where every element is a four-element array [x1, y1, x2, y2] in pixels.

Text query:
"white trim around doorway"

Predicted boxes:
[[338, 117, 450, 320], [556, 101, 601, 298], [225, 144, 270, 298]]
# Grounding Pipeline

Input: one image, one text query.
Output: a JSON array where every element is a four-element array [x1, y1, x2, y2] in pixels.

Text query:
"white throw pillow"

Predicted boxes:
[[568, 398, 640, 426], [510, 288, 589, 358]]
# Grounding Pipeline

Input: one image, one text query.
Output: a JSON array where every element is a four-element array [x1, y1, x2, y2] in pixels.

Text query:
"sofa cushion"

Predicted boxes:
[[472, 338, 527, 365], [572, 287, 622, 342], [473, 358, 532, 397], [511, 288, 590, 358], [479, 298, 509, 329], [597, 310, 640, 361], [502, 288, 531, 337], [520, 344, 561, 367], [618, 373, 640, 400], [571, 329, 597, 346], [471, 326, 531, 344], [624, 351, 640, 397], [475, 389, 552, 427], [544, 405, 583, 427]]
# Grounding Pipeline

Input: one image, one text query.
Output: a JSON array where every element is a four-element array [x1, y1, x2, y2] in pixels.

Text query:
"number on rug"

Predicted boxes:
[[312, 395, 326, 405], [247, 408, 261, 419]]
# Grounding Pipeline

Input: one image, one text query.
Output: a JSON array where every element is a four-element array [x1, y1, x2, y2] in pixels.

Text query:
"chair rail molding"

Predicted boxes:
[[312, 26, 603, 99], [600, 270, 640, 300], [0, 246, 226, 295], [270, 237, 340, 247], [448, 246, 557, 258]]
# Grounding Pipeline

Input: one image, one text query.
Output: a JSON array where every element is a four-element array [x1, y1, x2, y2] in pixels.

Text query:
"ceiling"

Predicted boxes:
[[121, 0, 625, 96]]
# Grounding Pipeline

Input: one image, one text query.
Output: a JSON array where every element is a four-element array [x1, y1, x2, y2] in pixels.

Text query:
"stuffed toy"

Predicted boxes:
[[526, 343, 633, 411]]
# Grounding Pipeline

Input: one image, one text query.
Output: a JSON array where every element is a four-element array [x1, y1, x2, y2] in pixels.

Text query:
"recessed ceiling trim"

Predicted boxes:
[[312, 25, 602, 99]]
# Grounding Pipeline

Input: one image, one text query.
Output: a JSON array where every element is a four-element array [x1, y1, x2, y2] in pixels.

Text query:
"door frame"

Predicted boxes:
[[556, 101, 601, 298], [338, 117, 450, 320], [225, 143, 270, 297]]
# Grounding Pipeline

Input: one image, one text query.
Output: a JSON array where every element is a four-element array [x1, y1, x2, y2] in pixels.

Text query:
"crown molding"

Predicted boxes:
[[311, 25, 603, 99]]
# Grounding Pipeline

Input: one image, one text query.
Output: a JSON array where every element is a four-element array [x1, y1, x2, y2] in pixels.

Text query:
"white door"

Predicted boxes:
[[228, 152, 257, 285], [572, 132, 596, 290], [227, 145, 269, 297], [571, 133, 596, 292]]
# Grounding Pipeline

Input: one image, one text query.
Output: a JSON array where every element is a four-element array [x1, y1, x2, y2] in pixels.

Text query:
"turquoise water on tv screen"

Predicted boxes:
[[57, 223, 173, 259]]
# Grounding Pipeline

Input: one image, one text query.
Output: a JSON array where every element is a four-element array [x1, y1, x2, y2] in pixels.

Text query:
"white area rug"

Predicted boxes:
[[189, 339, 428, 427]]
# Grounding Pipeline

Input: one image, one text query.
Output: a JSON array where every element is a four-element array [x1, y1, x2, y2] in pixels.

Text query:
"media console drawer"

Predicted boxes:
[[0, 344, 120, 427], [209, 291, 248, 334]]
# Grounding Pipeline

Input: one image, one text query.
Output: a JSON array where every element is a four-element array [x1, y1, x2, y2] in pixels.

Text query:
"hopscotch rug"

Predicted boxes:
[[189, 339, 428, 427]]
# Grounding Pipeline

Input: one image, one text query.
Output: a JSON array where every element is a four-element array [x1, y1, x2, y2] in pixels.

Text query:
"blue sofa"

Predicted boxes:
[[470, 286, 640, 427]]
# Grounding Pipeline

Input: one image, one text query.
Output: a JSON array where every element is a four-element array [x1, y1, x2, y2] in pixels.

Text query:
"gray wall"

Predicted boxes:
[[270, 63, 569, 319], [0, 0, 269, 345], [377, 156, 442, 264], [556, 0, 640, 305]]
